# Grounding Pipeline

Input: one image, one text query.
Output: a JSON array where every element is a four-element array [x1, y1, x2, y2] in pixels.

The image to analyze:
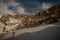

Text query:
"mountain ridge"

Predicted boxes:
[[0, 3, 60, 33]]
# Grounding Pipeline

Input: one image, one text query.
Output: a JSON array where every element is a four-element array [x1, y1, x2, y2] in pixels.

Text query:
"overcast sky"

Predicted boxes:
[[0, 0, 60, 15]]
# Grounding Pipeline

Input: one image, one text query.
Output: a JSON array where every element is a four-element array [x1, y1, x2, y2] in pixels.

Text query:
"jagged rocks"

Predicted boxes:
[[36, 3, 60, 24], [0, 3, 60, 33]]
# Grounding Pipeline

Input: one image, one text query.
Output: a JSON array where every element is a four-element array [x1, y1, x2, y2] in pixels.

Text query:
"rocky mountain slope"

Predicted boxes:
[[0, 3, 60, 33]]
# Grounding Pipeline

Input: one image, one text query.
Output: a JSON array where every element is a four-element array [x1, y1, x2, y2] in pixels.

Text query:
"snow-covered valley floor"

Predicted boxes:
[[0, 21, 60, 40]]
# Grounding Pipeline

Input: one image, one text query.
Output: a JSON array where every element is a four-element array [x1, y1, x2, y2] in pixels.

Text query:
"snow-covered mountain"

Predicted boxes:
[[0, 3, 60, 33]]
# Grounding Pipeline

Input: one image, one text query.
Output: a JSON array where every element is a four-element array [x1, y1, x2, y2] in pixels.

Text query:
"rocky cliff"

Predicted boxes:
[[0, 3, 60, 33]]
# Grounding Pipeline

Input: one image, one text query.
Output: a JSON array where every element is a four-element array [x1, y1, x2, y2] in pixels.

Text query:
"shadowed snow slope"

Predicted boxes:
[[4, 24, 60, 40]]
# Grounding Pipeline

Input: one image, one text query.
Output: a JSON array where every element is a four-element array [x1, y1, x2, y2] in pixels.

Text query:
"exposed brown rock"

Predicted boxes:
[[35, 3, 60, 24], [0, 3, 60, 33]]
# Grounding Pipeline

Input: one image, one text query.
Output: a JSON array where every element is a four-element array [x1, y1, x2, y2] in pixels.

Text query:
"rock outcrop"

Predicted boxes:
[[0, 3, 60, 33]]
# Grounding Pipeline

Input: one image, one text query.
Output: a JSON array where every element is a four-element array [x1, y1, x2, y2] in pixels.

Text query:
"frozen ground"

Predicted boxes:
[[0, 21, 60, 40]]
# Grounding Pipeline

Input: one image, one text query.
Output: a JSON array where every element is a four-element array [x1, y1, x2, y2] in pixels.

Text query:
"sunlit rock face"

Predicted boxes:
[[35, 3, 60, 24], [0, 13, 39, 33], [0, 4, 60, 33]]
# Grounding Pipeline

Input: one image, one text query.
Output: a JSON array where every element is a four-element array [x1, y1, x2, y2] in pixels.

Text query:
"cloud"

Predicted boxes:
[[0, 2, 13, 15], [5, 1, 19, 6], [17, 7, 25, 14], [0, 0, 26, 15], [0, 0, 53, 15], [41, 2, 53, 10], [23, 2, 53, 15]]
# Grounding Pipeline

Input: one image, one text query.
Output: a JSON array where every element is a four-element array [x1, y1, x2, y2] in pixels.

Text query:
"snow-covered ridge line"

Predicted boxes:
[[0, 3, 60, 33]]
